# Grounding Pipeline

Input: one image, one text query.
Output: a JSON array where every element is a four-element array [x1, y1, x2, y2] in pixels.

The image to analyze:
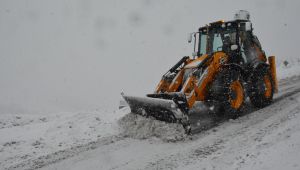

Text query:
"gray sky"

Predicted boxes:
[[0, 0, 299, 114]]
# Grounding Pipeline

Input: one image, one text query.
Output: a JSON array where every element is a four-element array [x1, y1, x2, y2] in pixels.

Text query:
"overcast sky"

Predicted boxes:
[[0, 0, 299, 114]]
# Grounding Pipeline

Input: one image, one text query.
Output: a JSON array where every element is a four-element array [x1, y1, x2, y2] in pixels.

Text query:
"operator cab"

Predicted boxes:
[[189, 10, 266, 68]]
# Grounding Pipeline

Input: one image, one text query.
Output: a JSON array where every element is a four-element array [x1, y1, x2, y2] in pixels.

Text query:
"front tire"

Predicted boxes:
[[208, 69, 246, 117]]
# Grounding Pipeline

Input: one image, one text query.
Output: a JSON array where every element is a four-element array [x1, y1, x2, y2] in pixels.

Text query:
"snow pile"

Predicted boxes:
[[118, 113, 186, 142]]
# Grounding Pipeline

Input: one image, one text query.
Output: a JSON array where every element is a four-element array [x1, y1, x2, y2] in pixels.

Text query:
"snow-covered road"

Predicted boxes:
[[2, 75, 300, 170]]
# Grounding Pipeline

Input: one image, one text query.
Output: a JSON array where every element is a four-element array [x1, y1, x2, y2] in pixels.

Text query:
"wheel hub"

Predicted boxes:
[[229, 80, 244, 109]]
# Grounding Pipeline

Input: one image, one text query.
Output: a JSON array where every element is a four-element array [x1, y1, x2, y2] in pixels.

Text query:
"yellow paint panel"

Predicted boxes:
[[268, 56, 278, 93], [183, 52, 228, 109], [168, 69, 185, 92], [184, 55, 208, 69]]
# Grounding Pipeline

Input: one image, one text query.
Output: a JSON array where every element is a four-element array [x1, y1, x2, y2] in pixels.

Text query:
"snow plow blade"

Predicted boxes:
[[122, 93, 191, 133]]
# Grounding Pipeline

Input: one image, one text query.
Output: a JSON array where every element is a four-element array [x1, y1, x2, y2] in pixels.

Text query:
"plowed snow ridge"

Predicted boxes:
[[118, 113, 186, 142]]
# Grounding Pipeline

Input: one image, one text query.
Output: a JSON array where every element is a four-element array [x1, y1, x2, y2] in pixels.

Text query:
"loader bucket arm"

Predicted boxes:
[[122, 52, 228, 133], [155, 56, 190, 93], [180, 52, 229, 109]]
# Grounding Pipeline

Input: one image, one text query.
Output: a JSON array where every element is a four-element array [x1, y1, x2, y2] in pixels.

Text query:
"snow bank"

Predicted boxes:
[[118, 113, 186, 142], [277, 58, 300, 79], [0, 109, 129, 170]]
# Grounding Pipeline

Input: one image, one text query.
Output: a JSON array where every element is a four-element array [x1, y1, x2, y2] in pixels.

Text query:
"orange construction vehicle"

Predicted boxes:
[[122, 11, 278, 133]]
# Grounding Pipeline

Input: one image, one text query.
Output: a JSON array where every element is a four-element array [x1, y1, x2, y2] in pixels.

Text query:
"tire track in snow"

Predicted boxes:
[[7, 75, 300, 170], [143, 92, 300, 170], [7, 135, 125, 170], [141, 75, 300, 169]]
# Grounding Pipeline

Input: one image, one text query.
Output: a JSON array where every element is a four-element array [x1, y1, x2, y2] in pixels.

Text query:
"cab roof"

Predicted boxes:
[[198, 19, 249, 31]]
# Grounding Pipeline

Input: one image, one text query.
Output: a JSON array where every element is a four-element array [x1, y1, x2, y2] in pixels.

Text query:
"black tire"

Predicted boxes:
[[249, 70, 274, 108], [204, 100, 225, 117], [207, 68, 246, 117]]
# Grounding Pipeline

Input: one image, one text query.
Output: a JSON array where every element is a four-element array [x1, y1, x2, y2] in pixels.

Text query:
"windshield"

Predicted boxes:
[[199, 33, 207, 55], [195, 31, 207, 56], [196, 23, 237, 56]]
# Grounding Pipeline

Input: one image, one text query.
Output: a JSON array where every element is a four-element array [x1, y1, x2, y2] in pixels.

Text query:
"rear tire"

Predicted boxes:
[[208, 69, 245, 117], [249, 70, 274, 108]]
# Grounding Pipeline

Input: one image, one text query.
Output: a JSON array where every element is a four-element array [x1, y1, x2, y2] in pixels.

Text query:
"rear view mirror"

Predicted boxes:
[[231, 44, 238, 51], [188, 33, 193, 43]]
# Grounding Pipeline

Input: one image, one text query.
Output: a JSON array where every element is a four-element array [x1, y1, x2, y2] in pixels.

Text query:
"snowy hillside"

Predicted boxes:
[[1, 0, 300, 113], [0, 65, 300, 170], [1, 0, 300, 170]]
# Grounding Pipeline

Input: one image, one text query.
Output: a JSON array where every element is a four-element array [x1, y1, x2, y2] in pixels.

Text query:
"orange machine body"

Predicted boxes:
[[155, 52, 229, 109]]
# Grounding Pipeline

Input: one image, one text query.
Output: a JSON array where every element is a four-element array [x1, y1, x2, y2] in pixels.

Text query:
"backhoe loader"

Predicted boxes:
[[122, 11, 278, 133]]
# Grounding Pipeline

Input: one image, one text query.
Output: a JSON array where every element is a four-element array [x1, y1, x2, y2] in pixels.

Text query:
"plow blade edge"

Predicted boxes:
[[122, 95, 187, 123]]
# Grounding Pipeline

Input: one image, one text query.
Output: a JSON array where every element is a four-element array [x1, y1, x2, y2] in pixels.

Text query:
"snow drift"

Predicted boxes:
[[118, 113, 186, 142]]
